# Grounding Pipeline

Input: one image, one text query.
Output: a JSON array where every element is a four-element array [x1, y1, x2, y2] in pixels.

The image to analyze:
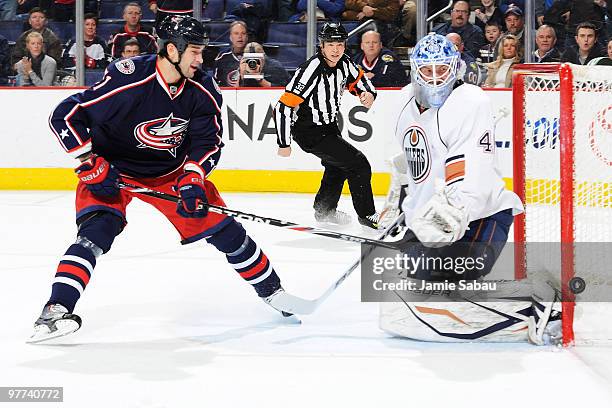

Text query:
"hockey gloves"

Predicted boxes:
[[176, 172, 208, 218], [75, 154, 120, 197], [410, 181, 469, 247]]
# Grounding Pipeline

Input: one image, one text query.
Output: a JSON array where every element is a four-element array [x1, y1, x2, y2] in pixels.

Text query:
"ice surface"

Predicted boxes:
[[1, 191, 612, 408]]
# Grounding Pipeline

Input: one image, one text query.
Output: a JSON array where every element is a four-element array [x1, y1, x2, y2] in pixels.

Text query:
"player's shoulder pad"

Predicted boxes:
[[190, 70, 223, 110], [108, 54, 155, 78], [447, 83, 489, 110], [400, 83, 414, 94], [453, 82, 488, 101]]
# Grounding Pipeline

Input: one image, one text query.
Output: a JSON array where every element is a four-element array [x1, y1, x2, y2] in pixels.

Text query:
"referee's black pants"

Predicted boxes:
[[293, 123, 376, 218]]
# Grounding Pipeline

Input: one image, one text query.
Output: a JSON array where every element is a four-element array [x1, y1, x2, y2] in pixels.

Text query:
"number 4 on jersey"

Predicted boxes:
[[479, 131, 494, 153]]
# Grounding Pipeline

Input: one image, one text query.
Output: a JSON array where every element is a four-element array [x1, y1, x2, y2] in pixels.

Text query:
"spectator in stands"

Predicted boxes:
[[474, 0, 504, 33], [120, 38, 141, 59], [478, 21, 502, 63], [214, 20, 248, 87], [608, 38, 612, 58], [274, 0, 297, 21], [0, 33, 9, 85], [237, 42, 290, 87], [503, 5, 523, 36], [110, 3, 157, 59], [49, 0, 98, 22], [434, 0, 485, 58], [292, 0, 345, 22], [149, 0, 193, 29], [503, 4, 528, 57], [446, 33, 483, 85], [499, 0, 548, 27], [62, 13, 110, 70], [353, 30, 408, 87], [555, 0, 609, 50], [533, 24, 560, 62], [0, 0, 17, 21], [14, 31, 56, 86], [393, 0, 416, 46], [484, 34, 520, 87], [342, 1, 400, 45], [392, 0, 448, 46], [15, 0, 38, 17], [342, 1, 400, 41], [12, 8, 62, 68], [498, 0, 524, 14], [561, 22, 605, 65]]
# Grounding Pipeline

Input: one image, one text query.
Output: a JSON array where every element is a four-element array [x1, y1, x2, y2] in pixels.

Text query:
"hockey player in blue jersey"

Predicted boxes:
[[29, 16, 297, 343]]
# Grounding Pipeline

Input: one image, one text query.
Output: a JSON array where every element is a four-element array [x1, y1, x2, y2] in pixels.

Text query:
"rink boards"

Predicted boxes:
[[0, 87, 514, 192]]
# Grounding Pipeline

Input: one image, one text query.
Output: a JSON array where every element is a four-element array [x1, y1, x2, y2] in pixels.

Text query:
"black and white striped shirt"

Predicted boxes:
[[273, 53, 376, 147]]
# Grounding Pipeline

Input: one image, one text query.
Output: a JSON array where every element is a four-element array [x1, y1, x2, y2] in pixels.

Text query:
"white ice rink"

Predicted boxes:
[[2, 191, 612, 408]]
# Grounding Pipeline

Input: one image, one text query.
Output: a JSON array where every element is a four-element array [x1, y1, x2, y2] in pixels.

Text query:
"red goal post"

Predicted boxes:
[[511, 63, 612, 346]]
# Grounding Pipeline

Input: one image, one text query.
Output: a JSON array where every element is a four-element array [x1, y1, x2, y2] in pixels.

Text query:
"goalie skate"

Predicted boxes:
[[528, 297, 563, 346], [27, 304, 82, 344]]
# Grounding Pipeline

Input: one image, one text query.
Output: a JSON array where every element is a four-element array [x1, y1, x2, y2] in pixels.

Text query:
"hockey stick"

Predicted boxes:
[[261, 213, 409, 315], [118, 181, 405, 250]]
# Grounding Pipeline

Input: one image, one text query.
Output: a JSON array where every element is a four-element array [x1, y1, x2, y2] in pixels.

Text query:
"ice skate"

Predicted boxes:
[[358, 212, 382, 230], [27, 304, 82, 344], [528, 301, 563, 346], [314, 209, 352, 225]]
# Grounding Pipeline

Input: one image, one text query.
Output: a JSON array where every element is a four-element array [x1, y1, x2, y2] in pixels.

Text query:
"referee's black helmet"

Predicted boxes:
[[318, 22, 349, 43], [157, 16, 209, 54]]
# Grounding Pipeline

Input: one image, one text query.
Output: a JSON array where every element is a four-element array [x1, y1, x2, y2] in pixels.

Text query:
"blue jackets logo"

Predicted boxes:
[[134, 113, 189, 157]]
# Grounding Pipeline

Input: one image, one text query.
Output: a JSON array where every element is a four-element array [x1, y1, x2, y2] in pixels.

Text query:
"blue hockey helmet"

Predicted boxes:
[[410, 33, 460, 108]]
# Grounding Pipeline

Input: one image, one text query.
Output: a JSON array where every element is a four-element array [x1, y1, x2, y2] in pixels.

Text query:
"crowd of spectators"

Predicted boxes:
[[0, 0, 610, 87]]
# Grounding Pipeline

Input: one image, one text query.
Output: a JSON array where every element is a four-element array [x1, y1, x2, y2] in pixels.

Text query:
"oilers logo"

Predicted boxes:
[[134, 113, 189, 157], [403, 126, 431, 183]]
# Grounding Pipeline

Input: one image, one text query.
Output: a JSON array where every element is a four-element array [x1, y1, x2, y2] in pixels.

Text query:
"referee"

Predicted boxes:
[[273, 22, 381, 229]]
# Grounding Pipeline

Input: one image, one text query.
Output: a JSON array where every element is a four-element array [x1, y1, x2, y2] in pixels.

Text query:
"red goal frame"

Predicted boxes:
[[512, 63, 576, 346]]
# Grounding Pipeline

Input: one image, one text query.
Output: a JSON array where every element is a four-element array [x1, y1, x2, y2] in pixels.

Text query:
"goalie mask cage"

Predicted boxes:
[[512, 63, 612, 346]]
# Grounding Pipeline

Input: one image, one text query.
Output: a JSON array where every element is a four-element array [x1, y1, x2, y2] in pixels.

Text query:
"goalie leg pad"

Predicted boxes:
[[207, 220, 281, 298], [48, 211, 124, 312], [379, 285, 531, 342]]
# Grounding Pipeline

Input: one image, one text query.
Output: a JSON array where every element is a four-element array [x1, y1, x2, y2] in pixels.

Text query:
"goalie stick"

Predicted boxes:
[[270, 213, 409, 314], [118, 181, 406, 250]]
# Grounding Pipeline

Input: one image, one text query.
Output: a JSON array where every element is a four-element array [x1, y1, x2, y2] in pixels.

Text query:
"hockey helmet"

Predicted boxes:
[[157, 16, 209, 54], [410, 33, 460, 108], [318, 22, 349, 43]]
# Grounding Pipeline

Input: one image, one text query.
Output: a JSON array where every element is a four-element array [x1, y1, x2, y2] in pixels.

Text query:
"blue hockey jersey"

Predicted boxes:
[[49, 54, 224, 178]]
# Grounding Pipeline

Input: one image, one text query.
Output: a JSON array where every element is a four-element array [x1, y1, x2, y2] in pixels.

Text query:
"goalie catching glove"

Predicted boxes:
[[75, 154, 120, 197], [410, 181, 469, 247], [176, 171, 208, 218]]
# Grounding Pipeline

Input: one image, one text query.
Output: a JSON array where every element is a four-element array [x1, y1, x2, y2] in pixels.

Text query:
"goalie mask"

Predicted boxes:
[[410, 33, 459, 108]]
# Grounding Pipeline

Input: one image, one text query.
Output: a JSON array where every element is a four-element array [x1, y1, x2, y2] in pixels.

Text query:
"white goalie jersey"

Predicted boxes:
[[393, 83, 523, 227]]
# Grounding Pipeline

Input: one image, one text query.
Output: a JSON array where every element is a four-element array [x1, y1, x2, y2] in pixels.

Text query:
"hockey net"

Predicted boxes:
[[512, 63, 612, 346]]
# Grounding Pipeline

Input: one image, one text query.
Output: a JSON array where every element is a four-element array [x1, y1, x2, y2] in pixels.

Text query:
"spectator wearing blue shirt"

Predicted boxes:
[[434, 0, 486, 58], [291, 0, 345, 21]]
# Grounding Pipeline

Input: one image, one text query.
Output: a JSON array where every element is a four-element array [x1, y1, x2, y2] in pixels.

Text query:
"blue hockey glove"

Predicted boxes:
[[176, 172, 208, 218], [75, 154, 120, 197]]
